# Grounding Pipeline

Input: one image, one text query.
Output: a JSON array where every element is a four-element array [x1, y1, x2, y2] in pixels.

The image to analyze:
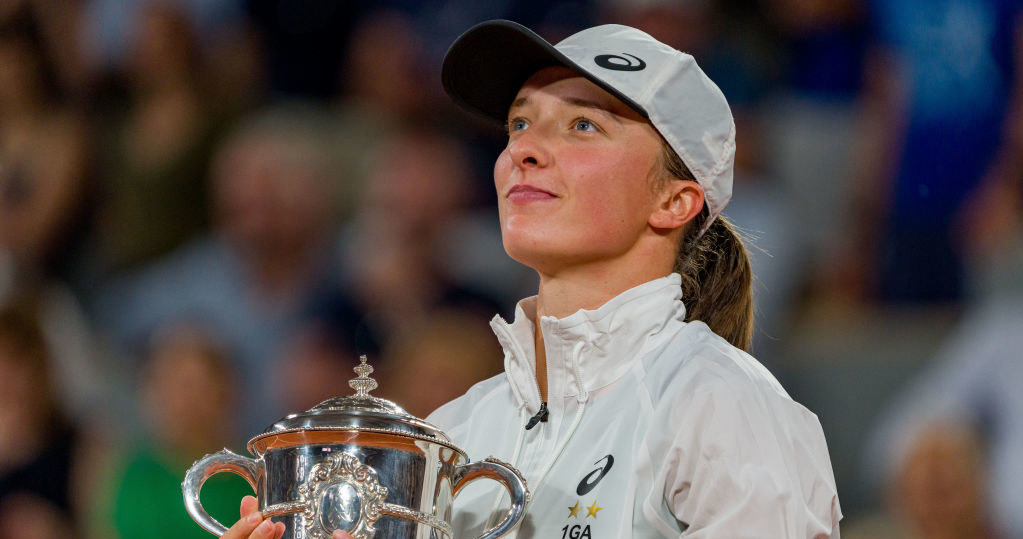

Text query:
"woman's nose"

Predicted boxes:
[[507, 130, 551, 169]]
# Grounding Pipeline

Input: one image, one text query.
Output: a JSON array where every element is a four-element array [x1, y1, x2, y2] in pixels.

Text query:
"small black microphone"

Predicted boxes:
[[525, 402, 549, 430]]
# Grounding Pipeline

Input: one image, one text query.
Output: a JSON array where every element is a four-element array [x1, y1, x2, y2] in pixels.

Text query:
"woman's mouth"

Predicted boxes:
[[507, 184, 557, 203]]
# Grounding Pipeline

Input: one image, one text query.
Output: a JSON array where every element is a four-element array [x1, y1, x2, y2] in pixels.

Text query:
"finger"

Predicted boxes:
[[332, 531, 355, 539], [249, 518, 278, 539], [239, 495, 259, 519], [273, 522, 286, 539], [219, 508, 263, 539]]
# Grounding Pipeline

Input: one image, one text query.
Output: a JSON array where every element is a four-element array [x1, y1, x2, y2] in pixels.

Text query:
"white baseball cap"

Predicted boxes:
[[442, 19, 736, 232]]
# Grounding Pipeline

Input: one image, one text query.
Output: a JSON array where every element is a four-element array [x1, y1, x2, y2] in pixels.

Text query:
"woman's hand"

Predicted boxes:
[[218, 496, 355, 539], [220, 496, 285, 539]]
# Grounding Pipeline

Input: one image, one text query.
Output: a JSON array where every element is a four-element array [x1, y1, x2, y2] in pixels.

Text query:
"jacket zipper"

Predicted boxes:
[[524, 402, 549, 430], [523, 317, 552, 430]]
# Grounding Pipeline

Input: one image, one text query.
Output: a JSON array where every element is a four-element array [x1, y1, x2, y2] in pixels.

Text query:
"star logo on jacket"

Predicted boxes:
[[566, 500, 603, 519], [567, 501, 582, 518]]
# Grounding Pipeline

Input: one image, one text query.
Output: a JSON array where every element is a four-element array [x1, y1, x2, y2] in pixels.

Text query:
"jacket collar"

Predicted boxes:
[[490, 274, 687, 408]]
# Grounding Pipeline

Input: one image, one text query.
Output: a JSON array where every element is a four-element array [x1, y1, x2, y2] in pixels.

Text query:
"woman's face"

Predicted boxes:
[[494, 67, 667, 274]]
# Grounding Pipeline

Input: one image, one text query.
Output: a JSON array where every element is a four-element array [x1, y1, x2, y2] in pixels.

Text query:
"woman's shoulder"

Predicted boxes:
[[643, 320, 795, 411], [642, 321, 834, 484]]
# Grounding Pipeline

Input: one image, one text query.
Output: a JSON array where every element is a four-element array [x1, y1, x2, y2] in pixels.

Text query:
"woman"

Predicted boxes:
[[223, 20, 841, 539]]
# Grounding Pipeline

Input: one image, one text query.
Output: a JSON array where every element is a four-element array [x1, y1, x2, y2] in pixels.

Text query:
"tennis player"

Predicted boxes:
[[223, 19, 842, 539]]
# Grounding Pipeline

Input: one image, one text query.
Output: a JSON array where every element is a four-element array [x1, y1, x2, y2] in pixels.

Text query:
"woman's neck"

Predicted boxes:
[[530, 260, 673, 401], [534, 260, 671, 319]]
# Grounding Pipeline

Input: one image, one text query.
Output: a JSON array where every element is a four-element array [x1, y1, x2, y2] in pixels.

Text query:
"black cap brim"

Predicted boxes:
[[441, 20, 647, 126]]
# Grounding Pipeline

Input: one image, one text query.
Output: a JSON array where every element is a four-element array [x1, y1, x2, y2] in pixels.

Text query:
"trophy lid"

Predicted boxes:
[[247, 356, 456, 453]]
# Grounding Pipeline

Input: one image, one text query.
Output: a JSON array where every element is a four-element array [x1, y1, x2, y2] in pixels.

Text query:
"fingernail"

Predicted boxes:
[[247, 511, 262, 525], [256, 519, 273, 534]]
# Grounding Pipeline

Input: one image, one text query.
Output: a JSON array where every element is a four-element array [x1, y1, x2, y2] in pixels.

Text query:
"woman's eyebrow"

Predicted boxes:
[[509, 96, 529, 113], [562, 96, 623, 124], [507, 94, 623, 124]]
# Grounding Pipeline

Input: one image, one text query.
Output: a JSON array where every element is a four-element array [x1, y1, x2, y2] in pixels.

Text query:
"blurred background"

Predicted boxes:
[[1, 0, 1021, 537]]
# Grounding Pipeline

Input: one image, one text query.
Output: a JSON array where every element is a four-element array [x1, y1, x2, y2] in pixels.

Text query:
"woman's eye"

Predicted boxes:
[[507, 118, 529, 132], [572, 118, 597, 132]]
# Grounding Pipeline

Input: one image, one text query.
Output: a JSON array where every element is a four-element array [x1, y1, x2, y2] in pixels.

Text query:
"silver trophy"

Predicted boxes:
[[183, 356, 529, 538]]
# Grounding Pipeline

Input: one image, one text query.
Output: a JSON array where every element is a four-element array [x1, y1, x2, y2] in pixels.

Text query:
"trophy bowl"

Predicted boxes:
[[182, 356, 528, 539]]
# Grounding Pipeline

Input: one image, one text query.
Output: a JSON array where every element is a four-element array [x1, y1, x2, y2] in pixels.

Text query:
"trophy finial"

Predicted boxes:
[[349, 355, 378, 397]]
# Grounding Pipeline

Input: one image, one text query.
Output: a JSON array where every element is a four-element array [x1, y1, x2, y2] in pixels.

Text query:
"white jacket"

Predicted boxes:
[[427, 274, 842, 538]]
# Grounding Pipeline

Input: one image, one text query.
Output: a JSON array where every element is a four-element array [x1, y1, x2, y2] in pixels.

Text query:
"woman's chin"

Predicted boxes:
[[503, 241, 564, 273], [504, 241, 599, 277]]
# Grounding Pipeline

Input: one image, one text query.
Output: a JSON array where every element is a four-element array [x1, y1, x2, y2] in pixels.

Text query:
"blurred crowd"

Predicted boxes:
[[0, 0, 1021, 537]]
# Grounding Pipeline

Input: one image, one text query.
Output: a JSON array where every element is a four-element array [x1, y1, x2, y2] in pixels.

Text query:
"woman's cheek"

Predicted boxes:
[[493, 150, 513, 191]]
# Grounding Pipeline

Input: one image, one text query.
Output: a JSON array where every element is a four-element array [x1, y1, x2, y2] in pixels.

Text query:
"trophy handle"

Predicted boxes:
[[452, 457, 530, 539], [182, 449, 262, 536]]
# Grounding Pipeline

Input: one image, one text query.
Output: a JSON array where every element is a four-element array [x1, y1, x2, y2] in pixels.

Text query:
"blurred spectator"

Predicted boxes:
[[320, 124, 514, 357], [82, 2, 223, 286], [200, 18, 266, 123], [0, 19, 107, 425], [0, 19, 92, 284], [274, 306, 503, 420], [864, 224, 1023, 536], [81, 0, 265, 135], [0, 492, 77, 539], [376, 309, 503, 418], [342, 9, 432, 120], [893, 424, 994, 539], [326, 10, 431, 222], [81, 0, 246, 76], [0, 297, 79, 535], [0, 286, 106, 432], [849, 422, 996, 539], [759, 0, 867, 298], [94, 104, 340, 433], [90, 323, 251, 539], [273, 318, 360, 413], [1, 0, 92, 99], [835, 0, 1023, 303]]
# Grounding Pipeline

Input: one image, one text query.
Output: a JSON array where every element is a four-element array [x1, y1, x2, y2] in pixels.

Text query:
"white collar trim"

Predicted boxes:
[[490, 274, 687, 407]]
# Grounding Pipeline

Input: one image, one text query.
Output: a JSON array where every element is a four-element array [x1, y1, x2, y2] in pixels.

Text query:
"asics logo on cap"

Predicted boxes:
[[593, 53, 646, 71]]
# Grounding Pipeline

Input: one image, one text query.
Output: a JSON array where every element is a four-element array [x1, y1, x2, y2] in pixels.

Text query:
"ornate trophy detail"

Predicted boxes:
[[348, 355, 378, 397], [297, 452, 388, 539], [182, 354, 528, 539]]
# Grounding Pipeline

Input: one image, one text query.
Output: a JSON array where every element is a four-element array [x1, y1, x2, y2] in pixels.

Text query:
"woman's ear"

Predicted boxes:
[[649, 180, 705, 230]]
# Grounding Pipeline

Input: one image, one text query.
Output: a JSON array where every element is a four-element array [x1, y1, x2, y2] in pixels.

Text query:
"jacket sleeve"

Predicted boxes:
[[657, 373, 842, 538]]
